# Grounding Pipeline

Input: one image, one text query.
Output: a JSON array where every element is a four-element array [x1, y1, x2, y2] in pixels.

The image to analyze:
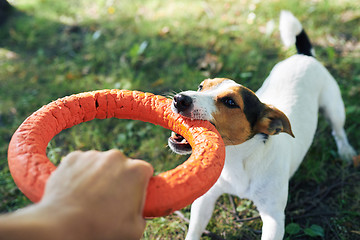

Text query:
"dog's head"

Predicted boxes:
[[169, 78, 294, 154]]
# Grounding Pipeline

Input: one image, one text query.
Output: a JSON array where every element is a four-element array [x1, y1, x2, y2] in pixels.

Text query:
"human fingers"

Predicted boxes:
[[126, 159, 154, 215]]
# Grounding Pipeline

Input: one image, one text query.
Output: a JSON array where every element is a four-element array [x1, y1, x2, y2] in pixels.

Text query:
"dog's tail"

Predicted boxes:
[[279, 10, 314, 57]]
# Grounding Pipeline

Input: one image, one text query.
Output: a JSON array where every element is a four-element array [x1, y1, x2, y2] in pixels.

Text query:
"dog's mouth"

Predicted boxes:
[[167, 121, 217, 155], [168, 132, 193, 155]]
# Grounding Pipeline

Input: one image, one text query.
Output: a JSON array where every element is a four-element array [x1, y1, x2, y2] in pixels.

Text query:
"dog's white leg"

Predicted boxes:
[[332, 127, 356, 162], [259, 210, 285, 240], [185, 185, 224, 240], [319, 75, 357, 162], [253, 179, 288, 240], [256, 193, 286, 240]]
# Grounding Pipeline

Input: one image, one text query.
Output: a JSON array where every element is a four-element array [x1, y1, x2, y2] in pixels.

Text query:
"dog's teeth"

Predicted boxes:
[[181, 139, 187, 143]]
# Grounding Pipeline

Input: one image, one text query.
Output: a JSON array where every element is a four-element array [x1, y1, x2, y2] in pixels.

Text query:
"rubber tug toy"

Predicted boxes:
[[7, 90, 225, 217]]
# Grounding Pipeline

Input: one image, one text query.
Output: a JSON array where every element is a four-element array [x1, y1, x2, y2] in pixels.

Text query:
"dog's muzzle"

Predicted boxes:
[[169, 94, 194, 155]]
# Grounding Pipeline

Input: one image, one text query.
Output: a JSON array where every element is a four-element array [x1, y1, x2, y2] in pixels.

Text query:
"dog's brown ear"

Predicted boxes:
[[254, 105, 295, 137]]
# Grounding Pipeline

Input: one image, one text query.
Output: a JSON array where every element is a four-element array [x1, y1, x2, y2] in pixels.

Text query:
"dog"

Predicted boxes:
[[168, 11, 357, 240]]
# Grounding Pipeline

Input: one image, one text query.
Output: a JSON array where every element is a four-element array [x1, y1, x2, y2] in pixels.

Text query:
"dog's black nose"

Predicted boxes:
[[173, 94, 193, 112]]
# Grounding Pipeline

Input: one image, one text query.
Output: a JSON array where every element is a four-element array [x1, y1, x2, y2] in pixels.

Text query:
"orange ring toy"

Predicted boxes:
[[7, 90, 225, 217]]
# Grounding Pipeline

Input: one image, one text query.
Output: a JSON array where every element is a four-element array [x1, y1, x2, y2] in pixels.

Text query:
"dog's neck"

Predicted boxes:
[[225, 134, 276, 172]]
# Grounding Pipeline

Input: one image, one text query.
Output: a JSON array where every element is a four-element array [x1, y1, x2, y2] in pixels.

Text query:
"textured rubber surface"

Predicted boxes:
[[8, 90, 225, 217]]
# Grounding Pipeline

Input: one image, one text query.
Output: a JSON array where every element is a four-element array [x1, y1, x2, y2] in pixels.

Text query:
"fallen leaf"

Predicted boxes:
[[159, 26, 170, 36], [197, 53, 223, 77], [108, 6, 115, 15], [353, 155, 360, 168]]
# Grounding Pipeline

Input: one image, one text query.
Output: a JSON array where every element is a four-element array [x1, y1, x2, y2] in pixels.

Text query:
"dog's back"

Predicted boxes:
[[256, 11, 355, 175]]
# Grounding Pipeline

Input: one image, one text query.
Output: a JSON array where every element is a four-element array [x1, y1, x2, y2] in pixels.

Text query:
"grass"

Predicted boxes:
[[0, 0, 359, 239]]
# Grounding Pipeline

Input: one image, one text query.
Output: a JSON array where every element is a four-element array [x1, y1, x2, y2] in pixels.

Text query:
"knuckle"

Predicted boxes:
[[62, 150, 83, 164], [106, 149, 127, 160], [128, 160, 154, 178]]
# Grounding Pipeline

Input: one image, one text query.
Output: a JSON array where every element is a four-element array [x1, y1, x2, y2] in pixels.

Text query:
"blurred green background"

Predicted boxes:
[[0, 0, 359, 239]]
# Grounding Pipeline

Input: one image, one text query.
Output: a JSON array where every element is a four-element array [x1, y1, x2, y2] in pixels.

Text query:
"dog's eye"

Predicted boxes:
[[198, 85, 203, 91], [221, 97, 239, 109]]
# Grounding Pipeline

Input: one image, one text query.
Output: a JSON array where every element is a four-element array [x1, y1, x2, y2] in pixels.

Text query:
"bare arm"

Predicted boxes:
[[0, 150, 153, 240]]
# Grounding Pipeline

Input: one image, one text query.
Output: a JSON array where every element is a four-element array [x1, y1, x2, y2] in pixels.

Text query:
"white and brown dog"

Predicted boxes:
[[168, 11, 356, 240]]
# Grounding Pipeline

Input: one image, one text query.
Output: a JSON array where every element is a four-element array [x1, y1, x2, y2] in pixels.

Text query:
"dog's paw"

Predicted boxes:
[[338, 144, 357, 163]]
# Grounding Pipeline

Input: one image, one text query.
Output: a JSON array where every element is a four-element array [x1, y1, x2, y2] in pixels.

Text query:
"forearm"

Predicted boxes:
[[0, 150, 151, 240], [0, 204, 66, 240]]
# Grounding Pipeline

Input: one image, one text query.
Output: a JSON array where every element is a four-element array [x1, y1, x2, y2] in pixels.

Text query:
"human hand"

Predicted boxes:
[[40, 150, 153, 240]]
